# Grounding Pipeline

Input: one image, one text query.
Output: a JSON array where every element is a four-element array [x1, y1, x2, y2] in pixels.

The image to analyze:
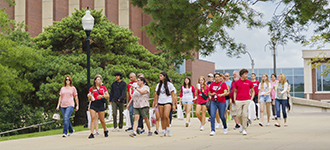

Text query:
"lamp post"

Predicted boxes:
[[82, 7, 94, 93], [245, 50, 255, 73]]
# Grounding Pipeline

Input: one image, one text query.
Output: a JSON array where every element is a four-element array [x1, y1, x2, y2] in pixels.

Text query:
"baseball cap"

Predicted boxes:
[[208, 73, 213, 77]]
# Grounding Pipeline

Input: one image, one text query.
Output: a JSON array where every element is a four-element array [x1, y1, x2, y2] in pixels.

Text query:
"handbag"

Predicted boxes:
[[52, 110, 60, 121], [96, 89, 107, 103], [200, 89, 208, 100]]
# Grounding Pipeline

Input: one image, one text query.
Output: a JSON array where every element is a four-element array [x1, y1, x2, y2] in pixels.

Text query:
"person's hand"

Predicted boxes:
[[172, 105, 176, 111], [97, 95, 103, 99], [126, 103, 130, 110], [56, 106, 59, 111], [118, 99, 120, 102], [76, 105, 79, 111], [263, 93, 266, 96], [278, 92, 281, 95], [109, 102, 112, 105], [131, 85, 135, 89]]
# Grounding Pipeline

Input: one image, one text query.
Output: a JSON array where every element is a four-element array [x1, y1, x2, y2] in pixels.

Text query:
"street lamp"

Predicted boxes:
[[82, 7, 94, 93], [245, 50, 255, 73]]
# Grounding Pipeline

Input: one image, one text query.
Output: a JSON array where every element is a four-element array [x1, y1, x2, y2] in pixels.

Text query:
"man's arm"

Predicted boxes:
[[119, 82, 127, 102]]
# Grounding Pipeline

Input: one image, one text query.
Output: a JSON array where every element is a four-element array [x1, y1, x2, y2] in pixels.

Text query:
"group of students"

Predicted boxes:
[[56, 69, 290, 138]]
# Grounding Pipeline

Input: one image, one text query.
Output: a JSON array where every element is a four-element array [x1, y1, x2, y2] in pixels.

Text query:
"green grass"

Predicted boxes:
[[0, 124, 114, 142]]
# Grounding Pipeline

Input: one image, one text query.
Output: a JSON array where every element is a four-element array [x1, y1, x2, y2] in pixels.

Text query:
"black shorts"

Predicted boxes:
[[200, 102, 207, 106], [158, 103, 172, 106], [90, 100, 106, 112]]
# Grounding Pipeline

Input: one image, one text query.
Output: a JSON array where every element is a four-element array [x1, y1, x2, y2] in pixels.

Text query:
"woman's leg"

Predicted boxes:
[[155, 110, 160, 131], [97, 111, 107, 131], [275, 99, 281, 125], [210, 101, 217, 132], [281, 100, 288, 125], [266, 102, 271, 123], [186, 103, 193, 123], [182, 104, 187, 121], [196, 104, 202, 123], [90, 109, 97, 134], [158, 105, 166, 130], [259, 102, 264, 124], [163, 104, 172, 129], [133, 114, 140, 132], [144, 117, 151, 131], [219, 102, 227, 129], [272, 99, 277, 119], [95, 113, 99, 133], [216, 110, 221, 123], [201, 105, 207, 126]]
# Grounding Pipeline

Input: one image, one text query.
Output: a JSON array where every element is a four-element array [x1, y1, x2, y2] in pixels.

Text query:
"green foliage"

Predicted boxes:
[[130, 0, 263, 58]]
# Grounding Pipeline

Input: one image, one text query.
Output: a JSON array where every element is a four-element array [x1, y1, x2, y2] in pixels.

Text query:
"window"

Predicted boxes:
[[176, 60, 185, 74], [282, 68, 293, 76], [294, 76, 304, 92], [258, 69, 269, 76], [316, 64, 330, 91], [294, 68, 304, 75]]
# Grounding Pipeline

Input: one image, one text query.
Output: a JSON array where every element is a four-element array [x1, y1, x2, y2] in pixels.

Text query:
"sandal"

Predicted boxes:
[[284, 124, 288, 127], [274, 124, 281, 127]]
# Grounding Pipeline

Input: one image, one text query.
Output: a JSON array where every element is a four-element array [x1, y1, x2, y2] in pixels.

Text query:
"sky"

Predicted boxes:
[[199, 1, 328, 70]]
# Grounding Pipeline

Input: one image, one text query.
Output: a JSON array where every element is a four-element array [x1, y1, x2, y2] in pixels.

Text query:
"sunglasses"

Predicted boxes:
[[66, 79, 70, 81], [225, 76, 230, 77]]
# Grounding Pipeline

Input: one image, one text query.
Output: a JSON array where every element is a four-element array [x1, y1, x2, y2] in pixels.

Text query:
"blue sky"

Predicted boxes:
[[199, 1, 328, 69]]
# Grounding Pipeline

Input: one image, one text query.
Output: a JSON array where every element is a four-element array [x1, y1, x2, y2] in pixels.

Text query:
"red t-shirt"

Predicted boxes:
[[252, 80, 260, 96], [89, 85, 108, 101], [197, 85, 209, 104], [234, 78, 253, 101], [127, 81, 137, 101], [209, 81, 228, 103]]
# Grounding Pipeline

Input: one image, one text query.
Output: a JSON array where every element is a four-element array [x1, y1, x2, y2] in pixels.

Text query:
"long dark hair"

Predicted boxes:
[[139, 77, 149, 86], [92, 75, 102, 90], [157, 72, 171, 96], [183, 77, 191, 88]]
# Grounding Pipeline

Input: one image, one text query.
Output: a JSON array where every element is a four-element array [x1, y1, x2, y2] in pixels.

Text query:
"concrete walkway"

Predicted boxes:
[[1, 112, 330, 150]]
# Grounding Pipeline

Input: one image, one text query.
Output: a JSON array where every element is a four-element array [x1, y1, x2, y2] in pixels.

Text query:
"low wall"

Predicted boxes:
[[292, 97, 330, 113]]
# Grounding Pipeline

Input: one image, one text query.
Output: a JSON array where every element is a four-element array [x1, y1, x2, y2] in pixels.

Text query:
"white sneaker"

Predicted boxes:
[[200, 126, 204, 131], [62, 134, 67, 137], [160, 132, 166, 137], [112, 128, 118, 132], [266, 122, 270, 126], [216, 123, 221, 129], [118, 128, 123, 132], [68, 130, 74, 136], [210, 131, 216, 136], [224, 129, 228, 135], [167, 129, 172, 137], [242, 130, 247, 135], [239, 126, 243, 133]]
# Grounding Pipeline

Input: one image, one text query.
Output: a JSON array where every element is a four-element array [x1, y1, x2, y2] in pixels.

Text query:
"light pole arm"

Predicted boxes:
[[245, 51, 255, 73]]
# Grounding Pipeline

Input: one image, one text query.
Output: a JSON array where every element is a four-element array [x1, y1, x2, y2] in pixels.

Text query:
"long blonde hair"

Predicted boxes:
[[279, 73, 287, 87], [260, 73, 270, 90], [198, 76, 207, 89]]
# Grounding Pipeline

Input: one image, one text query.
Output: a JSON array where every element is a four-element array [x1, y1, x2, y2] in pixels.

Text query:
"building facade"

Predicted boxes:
[[0, 0, 215, 81]]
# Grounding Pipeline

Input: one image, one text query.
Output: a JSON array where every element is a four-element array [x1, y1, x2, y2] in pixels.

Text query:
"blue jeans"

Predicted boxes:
[[129, 103, 134, 127], [210, 101, 227, 131], [275, 99, 287, 119], [60, 106, 74, 135]]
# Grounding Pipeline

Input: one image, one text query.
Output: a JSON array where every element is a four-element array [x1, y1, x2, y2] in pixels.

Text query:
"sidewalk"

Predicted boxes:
[[1, 112, 330, 150]]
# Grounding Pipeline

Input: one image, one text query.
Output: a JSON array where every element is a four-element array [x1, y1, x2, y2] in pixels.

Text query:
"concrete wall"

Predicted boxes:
[[292, 97, 330, 113]]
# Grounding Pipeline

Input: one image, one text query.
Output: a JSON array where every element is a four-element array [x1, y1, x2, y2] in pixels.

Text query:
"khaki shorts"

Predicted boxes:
[[133, 107, 149, 118], [231, 103, 238, 116]]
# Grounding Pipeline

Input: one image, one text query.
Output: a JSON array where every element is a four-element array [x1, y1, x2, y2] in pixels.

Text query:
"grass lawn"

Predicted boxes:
[[0, 124, 114, 142]]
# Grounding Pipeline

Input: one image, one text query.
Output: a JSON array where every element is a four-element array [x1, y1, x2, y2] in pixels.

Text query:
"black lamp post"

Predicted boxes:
[[82, 7, 94, 93]]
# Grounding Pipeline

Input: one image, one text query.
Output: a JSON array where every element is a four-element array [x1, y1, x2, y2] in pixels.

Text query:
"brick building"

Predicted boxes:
[[0, 0, 215, 84]]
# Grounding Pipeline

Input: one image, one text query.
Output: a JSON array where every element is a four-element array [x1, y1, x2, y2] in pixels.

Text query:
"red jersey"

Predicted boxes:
[[127, 81, 137, 101], [234, 78, 253, 101], [197, 85, 209, 104], [209, 81, 228, 103], [89, 85, 108, 101], [252, 80, 260, 96]]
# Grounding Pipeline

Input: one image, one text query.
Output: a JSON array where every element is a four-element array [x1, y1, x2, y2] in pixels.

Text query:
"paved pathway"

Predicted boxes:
[[1, 112, 330, 150]]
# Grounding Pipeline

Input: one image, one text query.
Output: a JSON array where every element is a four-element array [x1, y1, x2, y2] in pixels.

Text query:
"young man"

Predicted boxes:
[[233, 69, 254, 135], [110, 72, 127, 131]]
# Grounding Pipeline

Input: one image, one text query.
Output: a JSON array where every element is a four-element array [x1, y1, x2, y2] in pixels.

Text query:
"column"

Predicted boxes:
[[42, 0, 53, 32]]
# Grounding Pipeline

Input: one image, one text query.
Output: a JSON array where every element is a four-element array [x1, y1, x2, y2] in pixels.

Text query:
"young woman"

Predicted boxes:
[[179, 77, 195, 127], [208, 73, 229, 136], [270, 74, 278, 120], [127, 77, 152, 137], [251, 73, 260, 119], [195, 76, 209, 131], [87, 75, 110, 138], [153, 72, 176, 137], [220, 74, 230, 124], [56, 76, 79, 137], [274, 74, 289, 127], [258, 74, 272, 127]]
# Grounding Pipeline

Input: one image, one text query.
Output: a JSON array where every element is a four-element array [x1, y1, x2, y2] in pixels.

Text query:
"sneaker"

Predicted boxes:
[[140, 129, 145, 134], [200, 126, 204, 131], [154, 130, 159, 135], [216, 123, 221, 129], [62, 134, 67, 137], [68, 130, 74, 136], [129, 132, 137, 138], [118, 128, 123, 132], [104, 130, 109, 137], [137, 128, 141, 134], [234, 124, 240, 130], [112, 128, 118, 132], [210, 131, 216, 136], [242, 130, 247, 135], [125, 127, 133, 132], [167, 129, 172, 137], [266, 122, 270, 126], [94, 132, 100, 136], [259, 122, 263, 127], [224, 129, 228, 135], [160, 131, 166, 137], [88, 133, 94, 139], [239, 126, 243, 133], [148, 131, 153, 136]]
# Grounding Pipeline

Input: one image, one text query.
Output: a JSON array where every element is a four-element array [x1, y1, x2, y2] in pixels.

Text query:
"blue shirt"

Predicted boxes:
[[225, 80, 232, 88]]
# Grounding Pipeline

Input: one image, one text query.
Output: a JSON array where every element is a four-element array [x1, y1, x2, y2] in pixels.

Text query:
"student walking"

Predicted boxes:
[[127, 77, 152, 137], [87, 75, 109, 138], [195, 76, 209, 131], [251, 73, 260, 119], [233, 69, 254, 135], [258, 74, 272, 127], [56, 76, 79, 137], [224, 73, 232, 122], [153, 72, 176, 137], [274, 74, 289, 127], [208, 73, 229, 136], [179, 77, 195, 127], [270, 74, 278, 120], [110, 72, 127, 132]]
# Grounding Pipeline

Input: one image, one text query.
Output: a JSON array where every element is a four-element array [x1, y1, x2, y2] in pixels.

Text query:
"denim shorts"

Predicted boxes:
[[260, 95, 271, 103], [182, 101, 194, 104]]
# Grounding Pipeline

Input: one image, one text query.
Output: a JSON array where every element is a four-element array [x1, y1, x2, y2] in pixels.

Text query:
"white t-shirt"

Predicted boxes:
[[155, 82, 175, 104], [258, 82, 271, 95]]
